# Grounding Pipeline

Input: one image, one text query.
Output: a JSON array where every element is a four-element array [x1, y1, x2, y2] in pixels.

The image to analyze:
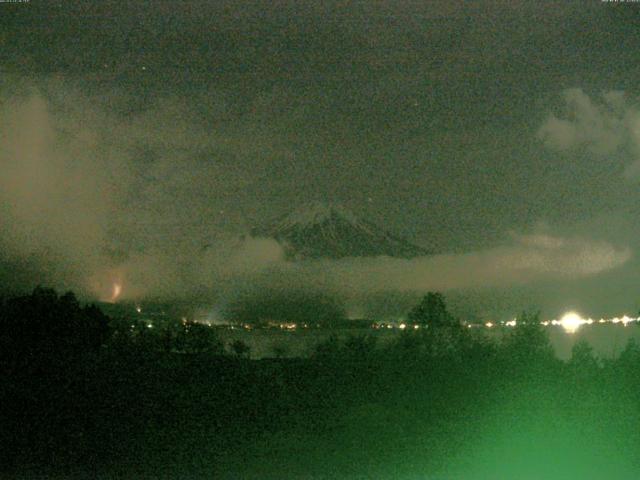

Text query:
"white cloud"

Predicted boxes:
[[225, 237, 285, 274], [309, 232, 630, 294], [212, 231, 631, 301], [538, 88, 640, 178], [0, 84, 253, 297]]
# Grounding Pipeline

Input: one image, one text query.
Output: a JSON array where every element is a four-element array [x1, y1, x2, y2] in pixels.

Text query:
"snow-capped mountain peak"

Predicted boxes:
[[254, 202, 430, 260], [274, 202, 361, 231]]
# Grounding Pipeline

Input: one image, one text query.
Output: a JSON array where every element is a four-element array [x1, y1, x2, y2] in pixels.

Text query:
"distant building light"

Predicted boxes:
[[559, 312, 585, 334]]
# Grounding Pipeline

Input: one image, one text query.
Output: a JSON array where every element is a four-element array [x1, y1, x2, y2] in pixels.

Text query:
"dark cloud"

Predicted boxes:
[[1, 1, 640, 317]]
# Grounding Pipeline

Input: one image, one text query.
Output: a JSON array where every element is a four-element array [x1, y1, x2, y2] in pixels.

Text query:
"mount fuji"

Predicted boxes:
[[252, 202, 430, 260]]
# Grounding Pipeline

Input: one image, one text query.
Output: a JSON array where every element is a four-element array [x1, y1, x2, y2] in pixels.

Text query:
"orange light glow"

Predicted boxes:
[[110, 282, 122, 302]]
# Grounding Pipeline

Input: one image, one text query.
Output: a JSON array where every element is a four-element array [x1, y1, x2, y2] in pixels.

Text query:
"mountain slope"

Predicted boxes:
[[253, 202, 429, 260]]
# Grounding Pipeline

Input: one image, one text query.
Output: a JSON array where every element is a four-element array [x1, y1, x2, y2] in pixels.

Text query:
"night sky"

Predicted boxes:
[[1, 1, 640, 319]]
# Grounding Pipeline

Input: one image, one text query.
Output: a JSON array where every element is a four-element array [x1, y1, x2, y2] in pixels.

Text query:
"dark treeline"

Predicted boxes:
[[2, 288, 640, 479]]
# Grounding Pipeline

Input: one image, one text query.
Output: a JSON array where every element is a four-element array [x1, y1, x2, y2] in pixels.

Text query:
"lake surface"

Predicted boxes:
[[216, 324, 640, 361]]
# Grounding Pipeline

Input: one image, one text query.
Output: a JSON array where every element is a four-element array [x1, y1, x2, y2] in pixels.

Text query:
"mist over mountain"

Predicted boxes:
[[252, 202, 430, 260]]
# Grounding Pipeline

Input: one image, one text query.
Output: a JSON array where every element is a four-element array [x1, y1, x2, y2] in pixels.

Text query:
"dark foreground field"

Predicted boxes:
[[3, 291, 640, 479]]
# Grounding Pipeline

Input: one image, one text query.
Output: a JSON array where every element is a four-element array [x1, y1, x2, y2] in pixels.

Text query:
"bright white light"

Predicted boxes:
[[560, 311, 585, 334], [485, 322, 494, 328], [506, 319, 517, 327], [399, 323, 406, 330]]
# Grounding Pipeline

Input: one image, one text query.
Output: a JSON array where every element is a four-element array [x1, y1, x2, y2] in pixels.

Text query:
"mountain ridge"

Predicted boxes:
[[252, 202, 430, 260]]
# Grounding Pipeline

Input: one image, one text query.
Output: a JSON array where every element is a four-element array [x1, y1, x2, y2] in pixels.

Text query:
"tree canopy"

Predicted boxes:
[[0, 287, 110, 371], [407, 292, 456, 328]]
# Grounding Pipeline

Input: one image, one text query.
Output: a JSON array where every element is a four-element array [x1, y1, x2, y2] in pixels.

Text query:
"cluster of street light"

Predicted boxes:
[[131, 302, 638, 336], [476, 312, 640, 334]]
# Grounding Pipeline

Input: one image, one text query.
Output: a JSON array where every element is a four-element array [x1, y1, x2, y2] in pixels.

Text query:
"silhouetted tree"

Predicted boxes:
[[312, 333, 341, 362], [408, 292, 455, 328], [569, 339, 599, 370], [160, 319, 183, 353], [406, 292, 467, 358], [343, 334, 378, 363], [0, 287, 110, 374], [175, 321, 224, 354], [501, 310, 554, 370], [230, 339, 251, 358], [618, 338, 640, 366]]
